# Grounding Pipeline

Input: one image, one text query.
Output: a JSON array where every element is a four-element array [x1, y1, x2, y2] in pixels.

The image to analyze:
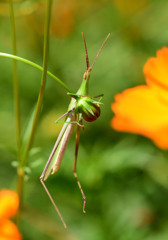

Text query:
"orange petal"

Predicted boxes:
[[0, 219, 22, 240], [0, 190, 19, 220], [143, 47, 168, 101], [111, 85, 168, 149]]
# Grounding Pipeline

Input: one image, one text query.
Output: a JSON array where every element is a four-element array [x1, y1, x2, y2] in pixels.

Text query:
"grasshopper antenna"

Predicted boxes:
[[91, 33, 110, 70], [82, 32, 90, 70]]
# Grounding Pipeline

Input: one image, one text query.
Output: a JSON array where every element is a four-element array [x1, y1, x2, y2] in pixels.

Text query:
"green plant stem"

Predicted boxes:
[[21, 0, 53, 164], [0, 52, 73, 93], [16, 0, 53, 226], [9, 0, 21, 161], [16, 167, 24, 226], [9, 0, 23, 226]]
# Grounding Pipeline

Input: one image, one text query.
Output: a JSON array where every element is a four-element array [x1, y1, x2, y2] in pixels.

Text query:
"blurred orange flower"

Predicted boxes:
[[0, 189, 22, 240], [111, 47, 168, 149], [144, 47, 168, 101]]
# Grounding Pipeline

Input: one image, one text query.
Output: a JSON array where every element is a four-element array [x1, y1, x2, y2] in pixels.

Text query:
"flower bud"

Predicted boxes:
[[76, 97, 101, 122]]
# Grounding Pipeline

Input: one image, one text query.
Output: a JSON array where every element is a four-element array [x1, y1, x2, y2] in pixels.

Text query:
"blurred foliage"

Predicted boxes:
[[1, 0, 168, 239]]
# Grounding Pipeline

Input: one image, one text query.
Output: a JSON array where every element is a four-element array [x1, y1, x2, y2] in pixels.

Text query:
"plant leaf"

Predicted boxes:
[[21, 105, 37, 157]]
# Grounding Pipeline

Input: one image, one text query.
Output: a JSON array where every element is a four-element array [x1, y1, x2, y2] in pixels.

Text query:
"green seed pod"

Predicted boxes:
[[76, 97, 101, 122]]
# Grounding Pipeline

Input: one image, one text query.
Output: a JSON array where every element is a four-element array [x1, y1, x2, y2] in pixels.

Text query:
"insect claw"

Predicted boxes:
[[76, 122, 84, 128]]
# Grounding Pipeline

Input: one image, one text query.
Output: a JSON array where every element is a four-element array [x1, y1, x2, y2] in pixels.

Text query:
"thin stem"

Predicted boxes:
[[15, 167, 24, 226], [21, 0, 53, 164], [0, 52, 73, 93], [9, 0, 21, 161], [9, 0, 23, 226]]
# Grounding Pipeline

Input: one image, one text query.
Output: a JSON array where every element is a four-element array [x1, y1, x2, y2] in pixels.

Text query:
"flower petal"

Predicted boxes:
[[0, 219, 22, 240], [111, 85, 168, 149], [0, 190, 19, 220], [143, 47, 168, 100]]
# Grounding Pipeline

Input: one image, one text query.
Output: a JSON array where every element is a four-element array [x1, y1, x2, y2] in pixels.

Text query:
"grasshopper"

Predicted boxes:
[[40, 33, 110, 228]]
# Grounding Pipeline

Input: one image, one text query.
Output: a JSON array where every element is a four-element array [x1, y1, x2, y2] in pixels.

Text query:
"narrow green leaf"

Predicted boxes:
[[29, 147, 42, 157], [21, 106, 36, 157], [29, 158, 44, 168]]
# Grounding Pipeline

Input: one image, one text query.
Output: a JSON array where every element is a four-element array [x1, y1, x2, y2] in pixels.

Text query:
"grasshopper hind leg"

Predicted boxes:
[[40, 175, 67, 228], [73, 124, 86, 213]]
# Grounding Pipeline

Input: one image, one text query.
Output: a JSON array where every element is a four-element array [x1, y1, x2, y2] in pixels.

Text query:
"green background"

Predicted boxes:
[[1, 0, 168, 239]]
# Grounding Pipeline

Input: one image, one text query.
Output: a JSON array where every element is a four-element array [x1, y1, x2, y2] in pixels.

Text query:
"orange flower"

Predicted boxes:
[[0, 189, 22, 240], [111, 47, 168, 149], [144, 47, 168, 101]]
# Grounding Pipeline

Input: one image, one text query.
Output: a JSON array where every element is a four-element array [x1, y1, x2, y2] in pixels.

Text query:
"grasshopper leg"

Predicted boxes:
[[40, 174, 67, 228], [73, 124, 86, 213]]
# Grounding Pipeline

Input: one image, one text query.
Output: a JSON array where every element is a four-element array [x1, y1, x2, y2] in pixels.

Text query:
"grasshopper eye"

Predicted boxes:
[[77, 97, 101, 122]]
